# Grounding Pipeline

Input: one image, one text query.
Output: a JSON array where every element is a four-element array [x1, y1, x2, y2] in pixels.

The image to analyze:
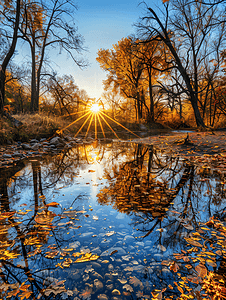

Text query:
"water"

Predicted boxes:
[[0, 141, 225, 299]]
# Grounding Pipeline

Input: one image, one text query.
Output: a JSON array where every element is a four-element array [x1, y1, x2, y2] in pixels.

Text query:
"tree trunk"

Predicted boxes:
[[0, 0, 21, 115], [147, 8, 206, 128], [0, 71, 6, 114], [30, 39, 37, 112], [136, 92, 142, 122], [165, 36, 205, 127], [148, 67, 154, 123]]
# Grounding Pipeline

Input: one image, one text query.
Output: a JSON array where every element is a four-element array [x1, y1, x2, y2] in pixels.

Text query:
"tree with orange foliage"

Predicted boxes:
[[97, 37, 145, 122], [97, 37, 169, 123]]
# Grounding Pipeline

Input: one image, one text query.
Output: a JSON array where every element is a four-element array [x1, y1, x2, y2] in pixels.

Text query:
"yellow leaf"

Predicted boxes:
[[185, 238, 203, 247]]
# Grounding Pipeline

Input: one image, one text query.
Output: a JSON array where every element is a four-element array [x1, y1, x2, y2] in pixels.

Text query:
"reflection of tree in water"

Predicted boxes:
[[0, 144, 105, 299], [98, 144, 225, 237], [0, 142, 225, 299], [97, 144, 226, 298]]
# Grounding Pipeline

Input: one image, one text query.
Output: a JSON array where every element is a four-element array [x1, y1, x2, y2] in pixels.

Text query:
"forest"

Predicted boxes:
[[0, 0, 226, 137], [0, 1, 226, 300]]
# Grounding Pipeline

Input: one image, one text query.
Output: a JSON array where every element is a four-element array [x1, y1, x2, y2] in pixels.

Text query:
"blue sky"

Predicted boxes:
[[55, 0, 160, 100]]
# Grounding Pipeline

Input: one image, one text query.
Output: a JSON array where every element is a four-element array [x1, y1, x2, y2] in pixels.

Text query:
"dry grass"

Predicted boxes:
[[0, 113, 78, 144]]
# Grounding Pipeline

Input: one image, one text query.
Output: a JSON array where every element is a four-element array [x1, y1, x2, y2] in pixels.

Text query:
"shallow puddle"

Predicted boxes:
[[0, 141, 225, 299]]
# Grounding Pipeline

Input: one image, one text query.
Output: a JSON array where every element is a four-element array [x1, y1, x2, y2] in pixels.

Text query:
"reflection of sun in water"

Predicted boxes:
[[90, 104, 100, 113], [58, 101, 140, 140]]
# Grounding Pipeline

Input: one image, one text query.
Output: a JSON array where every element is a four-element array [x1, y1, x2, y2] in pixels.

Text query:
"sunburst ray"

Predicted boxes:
[[74, 112, 92, 138], [100, 111, 140, 138], [97, 114, 106, 138], [99, 113, 119, 139]]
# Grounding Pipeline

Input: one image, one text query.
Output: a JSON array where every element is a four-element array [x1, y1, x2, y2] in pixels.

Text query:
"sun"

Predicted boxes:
[[90, 103, 100, 113], [58, 100, 140, 140]]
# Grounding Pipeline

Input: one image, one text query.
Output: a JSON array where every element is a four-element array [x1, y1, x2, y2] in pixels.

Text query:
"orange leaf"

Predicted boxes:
[[195, 264, 207, 278], [170, 261, 180, 272], [45, 202, 59, 207]]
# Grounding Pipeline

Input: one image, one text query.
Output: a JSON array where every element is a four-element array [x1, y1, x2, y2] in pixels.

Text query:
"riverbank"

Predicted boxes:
[[1, 129, 226, 169], [132, 130, 226, 157]]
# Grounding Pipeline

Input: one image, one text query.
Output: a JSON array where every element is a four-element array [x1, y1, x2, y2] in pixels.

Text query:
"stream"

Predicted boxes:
[[0, 140, 225, 300]]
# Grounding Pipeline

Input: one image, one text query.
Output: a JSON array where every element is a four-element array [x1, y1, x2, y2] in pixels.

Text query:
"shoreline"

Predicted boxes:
[[1, 130, 226, 169]]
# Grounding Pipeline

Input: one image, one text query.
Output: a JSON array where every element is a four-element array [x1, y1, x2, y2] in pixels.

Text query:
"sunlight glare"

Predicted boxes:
[[90, 103, 100, 113]]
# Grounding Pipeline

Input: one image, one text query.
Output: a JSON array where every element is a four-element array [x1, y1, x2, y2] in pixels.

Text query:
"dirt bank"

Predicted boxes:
[[131, 130, 226, 157]]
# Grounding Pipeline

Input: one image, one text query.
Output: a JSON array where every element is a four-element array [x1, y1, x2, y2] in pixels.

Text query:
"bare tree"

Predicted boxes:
[[45, 74, 83, 116], [136, 0, 226, 127], [19, 0, 85, 112]]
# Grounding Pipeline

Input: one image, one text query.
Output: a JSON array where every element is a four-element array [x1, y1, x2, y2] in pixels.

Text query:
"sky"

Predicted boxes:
[[54, 0, 159, 100]]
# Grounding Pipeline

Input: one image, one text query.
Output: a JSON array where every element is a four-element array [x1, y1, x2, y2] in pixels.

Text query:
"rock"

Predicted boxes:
[[31, 143, 41, 151], [80, 232, 94, 238], [97, 294, 108, 300], [108, 264, 114, 271], [123, 235, 134, 242], [94, 279, 103, 290], [12, 152, 24, 158], [112, 289, 121, 296], [30, 139, 39, 143], [69, 241, 80, 249], [2, 154, 12, 158], [91, 271, 103, 279], [21, 143, 32, 150], [49, 137, 65, 147], [140, 124, 148, 131]]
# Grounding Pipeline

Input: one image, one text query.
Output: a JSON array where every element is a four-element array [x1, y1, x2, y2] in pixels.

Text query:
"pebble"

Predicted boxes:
[[0, 135, 89, 168]]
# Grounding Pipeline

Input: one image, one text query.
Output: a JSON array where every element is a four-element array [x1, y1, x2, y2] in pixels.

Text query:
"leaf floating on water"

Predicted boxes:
[[170, 261, 180, 272], [171, 210, 181, 214], [110, 250, 118, 256], [75, 253, 100, 263], [184, 238, 203, 247], [101, 260, 109, 264], [45, 250, 59, 259], [45, 202, 59, 207], [0, 211, 15, 220], [35, 211, 56, 225], [206, 259, 217, 267], [62, 258, 73, 268], [195, 264, 207, 278], [93, 216, 99, 220], [105, 231, 115, 237]]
